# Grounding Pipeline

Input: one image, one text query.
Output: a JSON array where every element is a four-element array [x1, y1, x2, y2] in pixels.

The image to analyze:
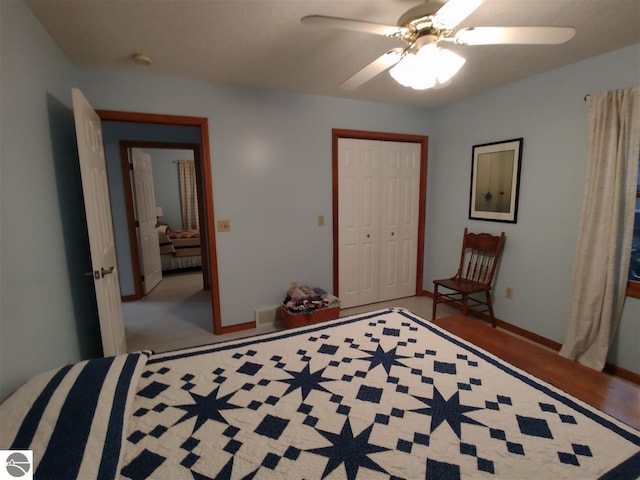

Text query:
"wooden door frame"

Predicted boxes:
[[119, 141, 209, 300], [97, 110, 223, 335], [332, 128, 428, 299]]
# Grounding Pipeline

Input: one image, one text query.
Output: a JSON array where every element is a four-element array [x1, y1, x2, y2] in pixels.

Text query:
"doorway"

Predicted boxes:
[[332, 129, 428, 305], [96, 110, 224, 335], [120, 142, 208, 298]]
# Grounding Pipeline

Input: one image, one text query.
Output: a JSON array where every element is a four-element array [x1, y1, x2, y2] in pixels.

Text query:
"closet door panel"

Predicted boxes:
[[379, 143, 403, 301], [380, 169, 400, 296], [341, 174, 359, 304], [396, 143, 420, 296], [338, 139, 361, 308], [379, 142, 420, 301], [358, 142, 380, 305], [338, 139, 381, 307]]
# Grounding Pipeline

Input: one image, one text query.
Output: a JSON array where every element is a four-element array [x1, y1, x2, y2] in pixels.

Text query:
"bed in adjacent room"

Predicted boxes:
[[2, 308, 639, 479], [157, 225, 202, 272]]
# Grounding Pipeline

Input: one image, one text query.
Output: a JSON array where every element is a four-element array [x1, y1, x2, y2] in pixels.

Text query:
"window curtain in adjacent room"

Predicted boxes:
[[560, 86, 639, 371], [178, 160, 199, 230]]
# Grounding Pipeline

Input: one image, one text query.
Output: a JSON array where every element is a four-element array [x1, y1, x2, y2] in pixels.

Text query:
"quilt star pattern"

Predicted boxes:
[[120, 308, 640, 479]]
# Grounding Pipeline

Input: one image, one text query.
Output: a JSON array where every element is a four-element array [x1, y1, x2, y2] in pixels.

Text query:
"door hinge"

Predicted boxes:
[[141, 275, 145, 283], [135, 220, 139, 228], [129, 162, 134, 171]]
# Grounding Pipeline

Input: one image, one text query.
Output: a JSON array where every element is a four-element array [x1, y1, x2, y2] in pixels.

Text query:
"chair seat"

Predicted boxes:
[[433, 277, 489, 295]]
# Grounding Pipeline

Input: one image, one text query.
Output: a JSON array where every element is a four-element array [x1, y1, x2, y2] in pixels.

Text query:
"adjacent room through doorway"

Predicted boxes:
[[97, 110, 224, 352]]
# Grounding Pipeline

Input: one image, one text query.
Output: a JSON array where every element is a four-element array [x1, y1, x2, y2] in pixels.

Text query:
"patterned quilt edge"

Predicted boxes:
[[0, 350, 152, 479]]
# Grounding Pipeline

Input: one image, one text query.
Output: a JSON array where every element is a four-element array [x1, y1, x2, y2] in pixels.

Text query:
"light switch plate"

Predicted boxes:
[[217, 220, 231, 232]]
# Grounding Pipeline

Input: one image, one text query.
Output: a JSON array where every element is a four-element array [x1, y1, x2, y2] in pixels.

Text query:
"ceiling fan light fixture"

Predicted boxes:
[[389, 44, 465, 90], [390, 51, 436, 90], [302, 1, 576, 91], [432, 47, 466, 83]]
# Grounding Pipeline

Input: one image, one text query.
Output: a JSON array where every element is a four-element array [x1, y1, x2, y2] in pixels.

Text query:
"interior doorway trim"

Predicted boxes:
[[119, 141, 209, 300], [332, 128, 428, 299], [96, 110, 225, 335]]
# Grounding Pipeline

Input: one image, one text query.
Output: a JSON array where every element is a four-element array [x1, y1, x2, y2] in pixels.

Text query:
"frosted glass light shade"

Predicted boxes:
[[389, 45, 466, 90]]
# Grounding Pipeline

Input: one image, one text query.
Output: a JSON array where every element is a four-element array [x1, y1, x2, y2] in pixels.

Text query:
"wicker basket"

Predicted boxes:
[[281, 306, 340, 329]]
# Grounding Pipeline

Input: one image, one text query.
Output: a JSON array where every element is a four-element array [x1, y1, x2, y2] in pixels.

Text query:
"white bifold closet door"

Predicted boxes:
[[338, 138, 420, 308]]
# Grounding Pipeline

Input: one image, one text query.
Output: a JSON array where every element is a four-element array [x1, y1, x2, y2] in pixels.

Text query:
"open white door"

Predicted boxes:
[[72, 88, 127, 357], [131, 149, 162, 294]]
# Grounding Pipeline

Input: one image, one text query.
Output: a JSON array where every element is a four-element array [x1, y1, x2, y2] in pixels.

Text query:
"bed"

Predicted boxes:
[[2, 308, 639, 479], [157, 225, 202, 272]]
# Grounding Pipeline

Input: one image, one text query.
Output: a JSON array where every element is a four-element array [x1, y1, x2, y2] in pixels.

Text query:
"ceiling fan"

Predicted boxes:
[[301, 0, 575, 91]]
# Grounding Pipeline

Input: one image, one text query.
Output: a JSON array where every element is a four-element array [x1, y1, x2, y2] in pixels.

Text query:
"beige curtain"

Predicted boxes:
[[560, 86, 640, 370], [178, 160, 199, 230]]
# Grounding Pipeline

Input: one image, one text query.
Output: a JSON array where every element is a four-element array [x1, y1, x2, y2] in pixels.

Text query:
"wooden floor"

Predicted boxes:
[[433, 315, 640, 431]]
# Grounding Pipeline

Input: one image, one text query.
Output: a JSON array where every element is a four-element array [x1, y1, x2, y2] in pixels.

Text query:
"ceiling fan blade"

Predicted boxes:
[[454, 26, 576, 45], [301, 15, 404, 37], [432, 0, 484, 29], [340, 48, 404, 90]]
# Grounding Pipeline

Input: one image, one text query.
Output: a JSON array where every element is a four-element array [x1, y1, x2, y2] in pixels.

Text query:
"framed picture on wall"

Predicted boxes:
[[469, 138, 523, 223]]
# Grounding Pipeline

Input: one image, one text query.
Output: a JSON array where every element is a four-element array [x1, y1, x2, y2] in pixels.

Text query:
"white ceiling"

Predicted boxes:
[[25, 0, 640, 108]]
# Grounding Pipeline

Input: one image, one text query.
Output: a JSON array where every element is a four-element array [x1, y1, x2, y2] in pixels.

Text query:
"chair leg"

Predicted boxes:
[[486, 291, 496, 328], [432, 284, 439, 320], [461, 294, 469, 316]]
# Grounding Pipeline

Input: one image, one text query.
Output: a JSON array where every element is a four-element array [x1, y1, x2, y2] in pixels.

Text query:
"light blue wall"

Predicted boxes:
[[0, 0, 101, 401], [77, 69, 435, 327], [427, 44, 640, 373], [101, 122, 200, 295], [144, 148, 194, 230]]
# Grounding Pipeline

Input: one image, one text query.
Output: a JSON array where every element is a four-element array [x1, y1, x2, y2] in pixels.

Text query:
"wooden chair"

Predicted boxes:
[[432, 228, 506, 327]]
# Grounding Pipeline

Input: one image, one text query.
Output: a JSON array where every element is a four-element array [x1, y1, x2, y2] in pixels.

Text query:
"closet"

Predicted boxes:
[[338, 138, 421, 308]]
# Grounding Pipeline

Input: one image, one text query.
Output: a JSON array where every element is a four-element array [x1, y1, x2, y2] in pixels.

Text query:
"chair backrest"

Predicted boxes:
[[454, 228, 506, 287]]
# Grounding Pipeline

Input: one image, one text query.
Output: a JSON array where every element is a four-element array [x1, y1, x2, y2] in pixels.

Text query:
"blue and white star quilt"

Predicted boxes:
[[2, 308, 639, 479], [121, 308, 639, 479]]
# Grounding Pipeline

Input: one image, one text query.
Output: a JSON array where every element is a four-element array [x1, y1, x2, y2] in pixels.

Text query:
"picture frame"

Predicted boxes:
[[469, 138, 523, 223]]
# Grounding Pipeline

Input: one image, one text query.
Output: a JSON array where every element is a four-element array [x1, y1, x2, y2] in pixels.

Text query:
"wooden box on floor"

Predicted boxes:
[[281, 306, 340, 329]]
